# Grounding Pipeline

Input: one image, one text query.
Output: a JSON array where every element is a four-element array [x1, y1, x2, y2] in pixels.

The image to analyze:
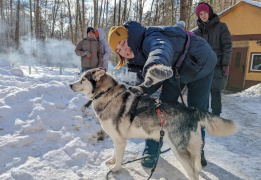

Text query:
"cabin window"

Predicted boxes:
[[250, 53, 261, 71]]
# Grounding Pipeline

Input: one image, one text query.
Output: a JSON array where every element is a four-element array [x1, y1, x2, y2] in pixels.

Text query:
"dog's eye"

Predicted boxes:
[[82, 78, 86, 81]]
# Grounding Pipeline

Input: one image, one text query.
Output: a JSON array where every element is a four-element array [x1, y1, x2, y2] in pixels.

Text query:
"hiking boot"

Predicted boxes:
[[141, 154, 157, 168], [201, 153, 207, 167]]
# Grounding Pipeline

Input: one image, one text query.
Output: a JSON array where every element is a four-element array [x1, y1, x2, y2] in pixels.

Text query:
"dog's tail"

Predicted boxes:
[[199, 114, 238, 137]]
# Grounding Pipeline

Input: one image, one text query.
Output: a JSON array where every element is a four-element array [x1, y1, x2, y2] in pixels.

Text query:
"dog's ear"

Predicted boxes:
[[92, 68, 106, 81]]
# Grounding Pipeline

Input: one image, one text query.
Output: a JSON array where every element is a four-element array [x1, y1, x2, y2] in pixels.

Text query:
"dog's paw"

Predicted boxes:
[[109, 164, 121, 172], [105, 157, 116, 165], [144, 65, 173, 87]]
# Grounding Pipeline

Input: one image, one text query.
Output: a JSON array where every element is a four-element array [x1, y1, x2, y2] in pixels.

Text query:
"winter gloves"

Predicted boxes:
[[128, 64, 173, 96], [84, 51, 89, 56], [144, 64, 173, 87], [83, 51, 92, 58], [222, 66, 229, 76]]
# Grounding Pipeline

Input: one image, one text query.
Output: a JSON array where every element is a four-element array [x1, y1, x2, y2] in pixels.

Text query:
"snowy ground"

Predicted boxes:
[[0, 60, 260, 180]]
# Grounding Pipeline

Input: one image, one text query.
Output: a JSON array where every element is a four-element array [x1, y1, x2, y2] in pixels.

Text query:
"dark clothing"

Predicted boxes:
[[193, 13, 232, 115], [210, 91, 222, 116], [123, 21, 216, 157], [193, 14, 232, 91], [125, 21, 217, 85]]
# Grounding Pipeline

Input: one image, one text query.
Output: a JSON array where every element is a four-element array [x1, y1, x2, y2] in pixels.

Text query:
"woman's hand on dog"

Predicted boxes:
[[144, 64, 173, 87]]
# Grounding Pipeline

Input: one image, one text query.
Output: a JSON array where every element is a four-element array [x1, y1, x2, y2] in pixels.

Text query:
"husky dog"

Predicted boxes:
[[70, 67, 238, 180]]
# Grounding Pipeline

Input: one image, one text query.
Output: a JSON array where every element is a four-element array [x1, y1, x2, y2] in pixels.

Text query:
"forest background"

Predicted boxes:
[[1, 0, 261, 66]]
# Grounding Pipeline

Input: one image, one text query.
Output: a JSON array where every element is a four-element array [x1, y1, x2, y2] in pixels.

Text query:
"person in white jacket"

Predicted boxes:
[[95, 28, 111, 71]]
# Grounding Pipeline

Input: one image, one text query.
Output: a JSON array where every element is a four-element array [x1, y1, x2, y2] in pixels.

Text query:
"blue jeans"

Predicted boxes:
[[81, 67, 92, 73], [143, 72, 213, 155]]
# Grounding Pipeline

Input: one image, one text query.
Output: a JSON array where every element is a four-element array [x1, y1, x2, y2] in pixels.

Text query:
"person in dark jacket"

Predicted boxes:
[[194, 3, 232, 121], [108, 21, 217, 168]]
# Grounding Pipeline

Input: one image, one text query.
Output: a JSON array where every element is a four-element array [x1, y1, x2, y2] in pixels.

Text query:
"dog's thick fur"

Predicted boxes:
[[70, 68, 238, 180]]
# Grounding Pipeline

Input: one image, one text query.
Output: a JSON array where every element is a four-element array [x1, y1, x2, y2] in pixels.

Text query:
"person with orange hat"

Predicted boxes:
[[108, 20, 218, 168], [194, 3, 232, 166], [75, 27, 103, 73]]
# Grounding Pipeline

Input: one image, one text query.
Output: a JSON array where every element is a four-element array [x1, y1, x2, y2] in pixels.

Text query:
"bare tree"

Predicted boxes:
[[106, 0, 109, 27], [113, 0, 116, 25], [180, 0, 187, 22], [82, 0, 85, 31], [118, 0, 121, 25], [101, 0, 106, 27], [98, 0, 103, 27], [139, 0, 143, 23], [50, 0, 62, 38], [122, 0, 127, 24], [74, 0, 79, 44], [67, 0, 74, 43], [93, 0, 98, 28], [35, 0, 40, 38], [15, 0, 20, 49]]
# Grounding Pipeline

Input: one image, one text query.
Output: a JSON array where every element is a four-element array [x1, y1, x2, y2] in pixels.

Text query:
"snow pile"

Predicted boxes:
[[239, 83, 261, 97]]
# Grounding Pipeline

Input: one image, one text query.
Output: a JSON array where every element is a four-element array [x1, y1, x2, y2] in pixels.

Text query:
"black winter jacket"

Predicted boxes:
[[193, 14, 232, 91]]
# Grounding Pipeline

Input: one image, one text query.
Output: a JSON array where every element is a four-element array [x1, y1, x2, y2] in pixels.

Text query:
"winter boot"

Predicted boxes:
[[141, 154, 157, 168]]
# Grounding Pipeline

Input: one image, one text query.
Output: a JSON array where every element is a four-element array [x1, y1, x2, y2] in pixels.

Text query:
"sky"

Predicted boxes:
[[0, 58, 261, 180]]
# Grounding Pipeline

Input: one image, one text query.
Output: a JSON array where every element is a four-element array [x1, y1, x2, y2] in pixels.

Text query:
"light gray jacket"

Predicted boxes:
[[96, 28, 111, 71]]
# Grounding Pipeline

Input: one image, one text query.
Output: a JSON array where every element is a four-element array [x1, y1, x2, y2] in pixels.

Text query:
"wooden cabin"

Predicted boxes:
[[219, 0, 261, 91]]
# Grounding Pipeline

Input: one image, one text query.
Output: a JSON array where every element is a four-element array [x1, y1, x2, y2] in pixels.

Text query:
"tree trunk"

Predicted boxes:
[[101, 0, 106, 27], [93, 0, 98, 28], [187, 0, 193, 30], [29, 0, 33, 37], [180, 0, 187, 22], [15, 0, 20, 49], [118, 0, 121, 25], [35, 0, 40, 38], [106, 0, 109, 27], [98, 0, 103, 27], [113, 0, 116, 25], [122, 0, 127, 24], [82, 0, 85, 32], [153, 0, 158, 26], [74, 0, 79, 44], [139, 0, 142, 23], [67, 0, 74, 43], [78, 1, 84, 39]]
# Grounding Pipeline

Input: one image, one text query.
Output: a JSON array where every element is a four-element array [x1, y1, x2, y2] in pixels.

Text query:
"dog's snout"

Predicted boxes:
[[70, 84, 73, 89]]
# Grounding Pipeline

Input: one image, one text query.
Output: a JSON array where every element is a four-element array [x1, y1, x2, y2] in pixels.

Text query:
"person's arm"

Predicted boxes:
[[142, 35, 175, 77], [220, 23, 232, 66], [75, 40, 88, 56]]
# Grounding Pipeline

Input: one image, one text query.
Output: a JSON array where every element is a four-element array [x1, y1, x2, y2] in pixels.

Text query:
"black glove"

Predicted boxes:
[[128, 86, 145, 96]]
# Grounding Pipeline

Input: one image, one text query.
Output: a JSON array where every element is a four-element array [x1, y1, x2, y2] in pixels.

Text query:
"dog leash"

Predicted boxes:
[[105, 148, 171, 180]]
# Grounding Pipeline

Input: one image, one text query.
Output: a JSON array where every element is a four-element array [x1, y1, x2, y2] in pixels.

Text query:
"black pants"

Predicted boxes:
[[210, 90, 222, 116]]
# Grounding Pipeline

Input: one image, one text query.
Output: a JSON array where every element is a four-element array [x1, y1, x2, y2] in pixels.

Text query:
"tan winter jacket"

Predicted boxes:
[[75, 37, 103, 68]]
